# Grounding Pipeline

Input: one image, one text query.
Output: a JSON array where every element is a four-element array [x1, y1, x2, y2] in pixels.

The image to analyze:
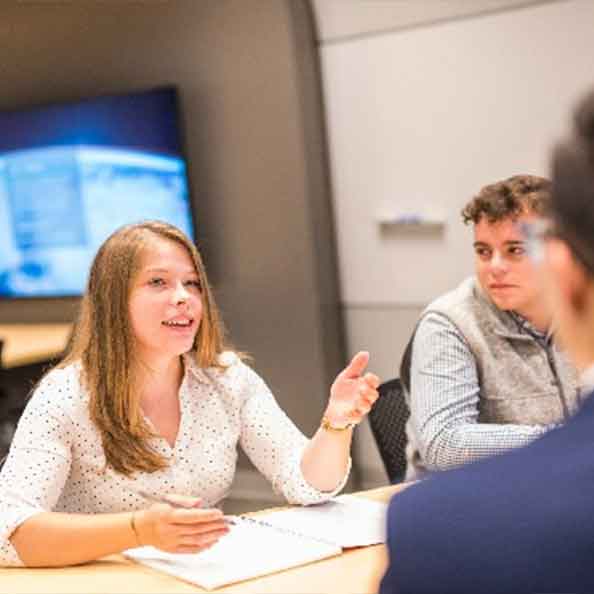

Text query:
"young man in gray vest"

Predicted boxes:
[[401, 175, 579, 479]]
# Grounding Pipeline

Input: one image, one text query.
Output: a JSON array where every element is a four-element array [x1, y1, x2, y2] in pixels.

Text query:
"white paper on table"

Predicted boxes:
[[124, 516, 341, 591], [258, 493, 388, 548]]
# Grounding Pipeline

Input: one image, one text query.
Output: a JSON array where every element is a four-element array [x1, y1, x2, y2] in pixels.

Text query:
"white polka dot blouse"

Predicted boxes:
[[0, 352, 349, 566]]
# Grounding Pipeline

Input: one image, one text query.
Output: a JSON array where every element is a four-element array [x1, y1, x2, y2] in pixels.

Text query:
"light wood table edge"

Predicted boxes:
[[0, 484, 414, 593]]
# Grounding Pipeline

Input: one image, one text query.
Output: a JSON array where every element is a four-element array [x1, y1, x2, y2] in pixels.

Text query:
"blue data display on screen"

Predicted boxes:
[[0, 87, 195, 298]]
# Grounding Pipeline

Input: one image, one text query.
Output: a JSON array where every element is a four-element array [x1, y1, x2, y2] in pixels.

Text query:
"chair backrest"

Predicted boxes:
[[399, 338, 414, 395], [368, 378, 410, 483]]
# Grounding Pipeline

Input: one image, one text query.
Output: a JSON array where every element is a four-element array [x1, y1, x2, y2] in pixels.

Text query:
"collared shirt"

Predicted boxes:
[[407, 311, 554, 477], [0, 352, 349, 566], [508, 311, 551, 346]]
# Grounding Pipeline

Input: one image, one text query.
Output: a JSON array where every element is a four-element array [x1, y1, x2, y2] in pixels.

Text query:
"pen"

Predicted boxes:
[[136, 490, 236, 524]]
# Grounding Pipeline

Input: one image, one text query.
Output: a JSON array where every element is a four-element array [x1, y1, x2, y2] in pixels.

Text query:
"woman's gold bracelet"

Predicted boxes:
[[321, 415, 355, 432]]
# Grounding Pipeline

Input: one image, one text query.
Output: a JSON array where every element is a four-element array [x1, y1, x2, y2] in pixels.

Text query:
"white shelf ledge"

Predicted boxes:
[[376, 215, 445, 234]]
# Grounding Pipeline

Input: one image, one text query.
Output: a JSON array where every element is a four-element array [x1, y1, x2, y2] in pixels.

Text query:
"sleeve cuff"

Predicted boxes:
[[275, 442, 352, 506]]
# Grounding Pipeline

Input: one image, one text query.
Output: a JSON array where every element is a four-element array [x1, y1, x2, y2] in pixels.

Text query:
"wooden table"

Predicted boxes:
[[0, 484, 409, 594], [0, 324, 72, 369]]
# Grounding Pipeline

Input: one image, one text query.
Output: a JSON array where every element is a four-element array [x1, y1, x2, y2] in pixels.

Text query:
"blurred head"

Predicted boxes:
[[462, 175, 552, 326], [62, 221, 228, 475], [543, 90, 594, 369]]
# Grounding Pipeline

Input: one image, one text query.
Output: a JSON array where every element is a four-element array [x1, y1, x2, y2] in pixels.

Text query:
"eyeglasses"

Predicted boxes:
[[519, 220, 555, 264]]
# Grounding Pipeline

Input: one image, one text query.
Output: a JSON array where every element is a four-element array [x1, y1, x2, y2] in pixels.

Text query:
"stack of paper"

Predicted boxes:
[[124, 494, 388, 590]]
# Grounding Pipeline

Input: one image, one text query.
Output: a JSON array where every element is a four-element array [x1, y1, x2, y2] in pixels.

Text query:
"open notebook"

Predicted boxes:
[[123, 494, 387, 590]]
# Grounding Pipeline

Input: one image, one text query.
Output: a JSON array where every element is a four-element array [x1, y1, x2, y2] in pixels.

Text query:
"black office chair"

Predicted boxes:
[[368, 378, 410, 484]]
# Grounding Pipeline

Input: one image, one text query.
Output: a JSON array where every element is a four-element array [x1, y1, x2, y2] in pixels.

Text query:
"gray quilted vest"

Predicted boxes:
[[400, 277, 580, 474]]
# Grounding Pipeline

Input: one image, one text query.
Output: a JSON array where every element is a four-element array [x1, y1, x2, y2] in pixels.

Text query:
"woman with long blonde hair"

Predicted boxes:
[[0, 221, 379, 567]]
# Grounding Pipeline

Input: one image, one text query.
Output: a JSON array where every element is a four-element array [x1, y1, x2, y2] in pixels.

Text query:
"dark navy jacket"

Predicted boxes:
[[380, 389, 594, 594]]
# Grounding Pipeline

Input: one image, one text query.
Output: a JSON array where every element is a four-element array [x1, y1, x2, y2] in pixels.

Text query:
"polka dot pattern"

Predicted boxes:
[[0, 352, 348, 566]]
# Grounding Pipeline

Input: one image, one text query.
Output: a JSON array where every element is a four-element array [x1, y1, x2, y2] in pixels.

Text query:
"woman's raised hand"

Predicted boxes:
[[135, 495, 230, 554], [325, 351, 380, 428]]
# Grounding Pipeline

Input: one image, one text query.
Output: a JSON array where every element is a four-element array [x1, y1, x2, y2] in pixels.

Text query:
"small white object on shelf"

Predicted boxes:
[[376, 212, 445, 233]]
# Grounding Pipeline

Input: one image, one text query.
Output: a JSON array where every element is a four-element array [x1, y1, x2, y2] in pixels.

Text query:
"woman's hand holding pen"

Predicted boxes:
[[134, 494, 230, 554], [325, 351, 380, 428]]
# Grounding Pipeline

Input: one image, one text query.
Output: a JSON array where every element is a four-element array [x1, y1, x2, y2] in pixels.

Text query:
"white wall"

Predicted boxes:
[[316, 0, 594, 486]]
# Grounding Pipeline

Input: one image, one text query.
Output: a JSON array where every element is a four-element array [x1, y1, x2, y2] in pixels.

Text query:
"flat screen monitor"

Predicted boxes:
[[0, 86, 195, 299]]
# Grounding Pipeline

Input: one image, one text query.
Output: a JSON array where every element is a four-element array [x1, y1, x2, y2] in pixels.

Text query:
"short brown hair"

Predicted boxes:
[[461, 175, 552, 225], [60, 221, 230, 476]]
